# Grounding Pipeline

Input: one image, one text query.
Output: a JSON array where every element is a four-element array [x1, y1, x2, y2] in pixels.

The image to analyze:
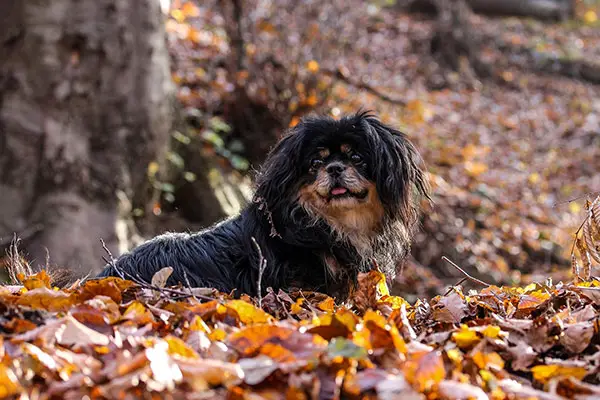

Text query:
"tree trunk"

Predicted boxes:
[[0, 0, 173, 276], [426, 0, 491, 88]]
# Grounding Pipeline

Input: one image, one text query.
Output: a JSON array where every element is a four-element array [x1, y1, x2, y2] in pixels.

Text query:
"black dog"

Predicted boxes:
[[97, 111, 429, 299]]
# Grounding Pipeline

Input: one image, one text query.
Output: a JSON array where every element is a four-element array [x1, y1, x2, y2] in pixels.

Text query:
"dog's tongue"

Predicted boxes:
[[331, 187, 348, 196]]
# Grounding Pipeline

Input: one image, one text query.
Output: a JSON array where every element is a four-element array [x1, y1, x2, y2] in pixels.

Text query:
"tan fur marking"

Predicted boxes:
[[298, 167, 384, 253], [318, 148, 330, 159], [340, 144, 352, 153]]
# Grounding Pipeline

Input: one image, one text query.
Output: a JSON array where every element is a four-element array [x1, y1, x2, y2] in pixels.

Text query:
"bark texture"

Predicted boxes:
[[0, 0, 173, 275]]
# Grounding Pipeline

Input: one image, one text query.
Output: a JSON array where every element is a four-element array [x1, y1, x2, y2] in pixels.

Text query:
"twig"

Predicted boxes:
[[442, 256, 491, 288], [444, 277, 467, 296], [553, 191, 600, 208], [100, 238, 124, 280], [182, 269, 200, 303], [132, 271, 215, 302], [99, 239, 214, 302], [251, 237, 267, 309], [322, 68, 407, 106]]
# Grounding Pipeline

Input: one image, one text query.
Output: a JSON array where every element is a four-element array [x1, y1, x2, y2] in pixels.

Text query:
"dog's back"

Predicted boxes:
[[97, 214, 249, 293]]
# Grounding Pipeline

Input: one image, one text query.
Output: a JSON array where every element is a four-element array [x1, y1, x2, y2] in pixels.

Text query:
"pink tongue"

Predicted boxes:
[[331, 187, 348, 196]]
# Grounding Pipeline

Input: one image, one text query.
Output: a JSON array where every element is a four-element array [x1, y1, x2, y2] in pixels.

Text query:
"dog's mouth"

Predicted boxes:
[[326, 186, 369, 201]]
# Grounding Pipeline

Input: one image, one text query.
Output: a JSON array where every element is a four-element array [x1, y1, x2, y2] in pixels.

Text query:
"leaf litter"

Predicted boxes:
[[2, 235, 600, 400]]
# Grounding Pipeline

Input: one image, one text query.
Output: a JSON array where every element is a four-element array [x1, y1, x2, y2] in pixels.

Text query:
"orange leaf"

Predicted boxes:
[[403, 350, 446, 392], [13, 287, 78, 312], [317, 297, 335, 312], [517, 291, 550, 310], [20, 270, 53, 290], [306, 60, 320, 73], [0, 364, 21, 397]]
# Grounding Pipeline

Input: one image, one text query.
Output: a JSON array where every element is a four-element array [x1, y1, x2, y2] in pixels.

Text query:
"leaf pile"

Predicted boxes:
[[2, 268, 600, 399]]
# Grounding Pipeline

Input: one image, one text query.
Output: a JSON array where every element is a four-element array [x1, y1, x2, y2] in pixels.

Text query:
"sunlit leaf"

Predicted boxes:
[[225, 300, 273, 324], [531, 365, 587, 383], [0, 364, 21, 397]]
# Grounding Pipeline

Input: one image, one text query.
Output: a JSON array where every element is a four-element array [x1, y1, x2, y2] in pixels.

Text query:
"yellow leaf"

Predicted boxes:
[[0, 364, 21, 397], [461, 144, 479, 160], [122, 301, 155, 324], [569, 202, 582, 214], [472, 351, 504, 369], [584, 10, 598, 24], [528, 172, 540, 184], [446, 348, 463, 364], [225, 300, 273, 325], [464, 161, 488, 177], [452, 326, 480, 349], [165, 335, 199, 359], [209, 328, 226, 341], [482, 325, 501, 339], [531, 365, 587, 383], [189, 315, 211, 333], [170, 9, 185, 23], [290, 298, 304, 314], [368, 269, 390, 297], [306, 60, 320, 73], [147, 161, 160, 177]]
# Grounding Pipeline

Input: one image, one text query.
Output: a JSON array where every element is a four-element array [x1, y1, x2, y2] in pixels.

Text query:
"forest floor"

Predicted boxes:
[[3, 3, 600, 399], [165, 1, 600, 301]]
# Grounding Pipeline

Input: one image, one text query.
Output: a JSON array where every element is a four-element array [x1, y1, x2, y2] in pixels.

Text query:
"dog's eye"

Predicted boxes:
[[311, 159, 324, 169], [350, 153, 362, 163]]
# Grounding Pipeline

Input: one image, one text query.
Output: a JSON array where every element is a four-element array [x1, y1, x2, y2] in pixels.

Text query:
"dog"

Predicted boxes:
[[97, 111, 430, 299]]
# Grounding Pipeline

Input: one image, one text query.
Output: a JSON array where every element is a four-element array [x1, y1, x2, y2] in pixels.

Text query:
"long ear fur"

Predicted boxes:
[[252, 124, 333, 247], [360, 113, 430, 224]]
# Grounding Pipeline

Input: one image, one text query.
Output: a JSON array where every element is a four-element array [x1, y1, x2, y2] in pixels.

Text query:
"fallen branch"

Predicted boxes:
[[442, 255, 491, 295], [322, 68, 407, 106]]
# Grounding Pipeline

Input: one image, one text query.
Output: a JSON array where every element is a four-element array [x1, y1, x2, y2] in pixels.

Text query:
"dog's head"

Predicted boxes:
[[253, 111, 429, 265]]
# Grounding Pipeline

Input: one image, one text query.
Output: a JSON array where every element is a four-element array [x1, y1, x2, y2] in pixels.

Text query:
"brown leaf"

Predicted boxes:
[[151, 267, 174, 288], [560, 322, 594, 354], [432, 291, 468, 323]]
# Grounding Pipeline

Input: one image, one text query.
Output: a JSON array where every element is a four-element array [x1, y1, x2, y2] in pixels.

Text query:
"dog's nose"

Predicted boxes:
[[326, 162, 345, 176]]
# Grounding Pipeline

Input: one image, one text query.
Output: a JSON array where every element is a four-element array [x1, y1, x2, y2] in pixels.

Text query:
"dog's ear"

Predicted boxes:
[[253, 127, 305, 214], [361, 114, 430, 223]]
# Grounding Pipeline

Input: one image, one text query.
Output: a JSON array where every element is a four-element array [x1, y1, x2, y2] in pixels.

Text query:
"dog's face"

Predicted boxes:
[[254, 111, 429, 249], [297, 134, 385, 237]]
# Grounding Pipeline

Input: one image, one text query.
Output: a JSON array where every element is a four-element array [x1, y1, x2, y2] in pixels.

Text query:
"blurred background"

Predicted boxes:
[[0, 0, 598, 300]]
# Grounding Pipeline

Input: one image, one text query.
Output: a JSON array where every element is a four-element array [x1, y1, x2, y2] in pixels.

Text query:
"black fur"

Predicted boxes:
[[97, 111, 429, 299]]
